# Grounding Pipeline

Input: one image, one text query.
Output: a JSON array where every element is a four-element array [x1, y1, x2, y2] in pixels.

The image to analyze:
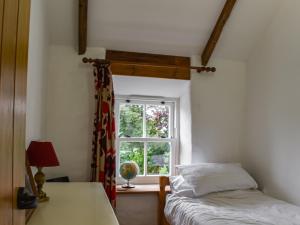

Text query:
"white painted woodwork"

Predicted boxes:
[[28, 183, 119, 225]]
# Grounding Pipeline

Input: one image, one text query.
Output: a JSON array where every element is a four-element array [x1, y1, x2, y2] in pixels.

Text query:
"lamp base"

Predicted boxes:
[[37, 191, 49, 202], [38, 196, 49, 202], [34, 167, 50, 202]]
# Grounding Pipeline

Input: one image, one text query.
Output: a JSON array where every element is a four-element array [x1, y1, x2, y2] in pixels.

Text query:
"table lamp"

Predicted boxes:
[[26, 141, 60, 202]]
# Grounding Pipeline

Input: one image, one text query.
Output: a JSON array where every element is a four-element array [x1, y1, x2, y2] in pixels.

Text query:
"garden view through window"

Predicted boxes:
[[116, 97, 176, 177]]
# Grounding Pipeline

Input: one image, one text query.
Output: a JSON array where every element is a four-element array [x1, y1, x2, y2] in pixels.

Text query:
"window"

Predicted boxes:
[[115, 96, 178, 183]]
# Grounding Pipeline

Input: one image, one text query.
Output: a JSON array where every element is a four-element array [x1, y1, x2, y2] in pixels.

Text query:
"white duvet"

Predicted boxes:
[[165, 190, 300, 225]]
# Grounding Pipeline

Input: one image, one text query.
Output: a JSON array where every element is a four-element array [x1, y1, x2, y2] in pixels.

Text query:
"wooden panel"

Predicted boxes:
[[0, 0, 5, 220], [110, 63, 190, 80], [106, 50, 190, 67], [78, 0, 88, 55], [0, 0, 3, 70], [201, 0, 237, 66], [0, 0, 30, 224], [13, 0, 31, 224], [0, 0, 20, 224], [117, 184, 170, 195], [117, 185, 157, 194], [106, 50, 191, 80], [159, 177, 170, 225]]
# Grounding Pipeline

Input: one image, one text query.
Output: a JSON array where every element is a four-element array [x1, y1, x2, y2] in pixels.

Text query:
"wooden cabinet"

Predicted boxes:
[[0, 0, 30, 225]]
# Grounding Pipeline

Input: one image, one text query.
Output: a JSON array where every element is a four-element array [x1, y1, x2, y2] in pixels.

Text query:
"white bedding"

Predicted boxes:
[[165, 190, 300, 225]]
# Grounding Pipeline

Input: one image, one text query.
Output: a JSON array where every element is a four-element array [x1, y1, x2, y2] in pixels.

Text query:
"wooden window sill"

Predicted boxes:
[[117, 184, 171, 194], [117, 185, 160, 194]]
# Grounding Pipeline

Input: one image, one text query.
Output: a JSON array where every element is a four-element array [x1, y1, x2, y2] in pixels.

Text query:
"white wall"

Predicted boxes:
[[190, 57, 246, 164], [179, 82, 192, 164], [26, 0, 49, 146], [243, 0, 300, 205], [112, 58, 247, 167], [113, 75, 189, 98], [116, 194, 158, 225], [115, 58, 246, 166], [45, 45, 106, 180]]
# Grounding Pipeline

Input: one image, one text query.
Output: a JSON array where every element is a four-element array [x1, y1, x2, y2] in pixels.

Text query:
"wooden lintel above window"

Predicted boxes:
[[106, 50, 191, 80]]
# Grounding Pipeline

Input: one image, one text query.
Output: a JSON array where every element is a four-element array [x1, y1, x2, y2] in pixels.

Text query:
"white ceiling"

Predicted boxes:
[[46, 0, 281, 62]]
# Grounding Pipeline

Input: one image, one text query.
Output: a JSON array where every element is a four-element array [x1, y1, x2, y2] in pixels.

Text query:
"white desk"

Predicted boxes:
[[28, 182, 119, 225]]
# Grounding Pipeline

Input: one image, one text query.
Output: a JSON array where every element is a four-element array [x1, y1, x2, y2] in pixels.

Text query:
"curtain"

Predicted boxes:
[[90, 64, 116, 207]]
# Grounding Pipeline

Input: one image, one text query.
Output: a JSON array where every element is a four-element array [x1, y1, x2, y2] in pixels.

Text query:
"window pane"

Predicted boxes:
[[147, 142, 170, 175], [146, 105, 169, 138], [119, 142, 144, 175], [119, 104, 143, 137]]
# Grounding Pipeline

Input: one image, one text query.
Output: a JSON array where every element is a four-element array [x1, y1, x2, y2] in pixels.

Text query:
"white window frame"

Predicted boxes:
[[115, 95, 179, 184]]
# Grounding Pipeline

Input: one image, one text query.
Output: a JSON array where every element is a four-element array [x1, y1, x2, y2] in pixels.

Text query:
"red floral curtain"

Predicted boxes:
[[90, 64, 116, 206]]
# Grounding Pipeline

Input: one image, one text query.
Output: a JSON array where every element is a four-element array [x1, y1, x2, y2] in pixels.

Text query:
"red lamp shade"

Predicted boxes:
[[27, 141, 60, 167]]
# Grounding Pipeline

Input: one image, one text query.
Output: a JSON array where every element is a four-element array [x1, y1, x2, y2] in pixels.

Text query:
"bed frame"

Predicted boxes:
[[159, 176, 171, 225]]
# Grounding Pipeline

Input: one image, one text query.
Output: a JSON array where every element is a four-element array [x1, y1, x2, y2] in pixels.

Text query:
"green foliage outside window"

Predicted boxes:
[[146, 105, 169, 138], [118, 103, 171, 175], [120, 142, 144, 175], [147, 142, 170, 175], [119, 104, 143, 137]]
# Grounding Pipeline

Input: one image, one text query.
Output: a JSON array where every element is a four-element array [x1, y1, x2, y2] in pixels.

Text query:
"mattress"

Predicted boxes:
[[165, 189, 300, 225]]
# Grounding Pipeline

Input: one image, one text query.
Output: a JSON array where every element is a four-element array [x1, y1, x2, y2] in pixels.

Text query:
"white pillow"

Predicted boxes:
[[179, 163, 258, 197], [169, 175, 195, 198]]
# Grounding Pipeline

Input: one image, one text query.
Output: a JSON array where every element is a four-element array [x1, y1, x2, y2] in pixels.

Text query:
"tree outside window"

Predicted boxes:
[[116, 98, 176, 177]]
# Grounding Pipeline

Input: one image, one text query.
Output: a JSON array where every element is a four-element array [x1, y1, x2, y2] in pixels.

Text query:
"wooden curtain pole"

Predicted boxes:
[[82, 57, 110, 67], [82, 57, 216, 73], [190, 66, 216, 73]]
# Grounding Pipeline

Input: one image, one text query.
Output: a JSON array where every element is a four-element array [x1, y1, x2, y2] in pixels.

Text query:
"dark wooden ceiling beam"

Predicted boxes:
[[201, 0, 237, 66], [78, 0, 88, 55]]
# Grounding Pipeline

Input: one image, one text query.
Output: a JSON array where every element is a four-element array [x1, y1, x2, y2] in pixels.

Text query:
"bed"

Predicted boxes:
[[159, 169, 300, 225]]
